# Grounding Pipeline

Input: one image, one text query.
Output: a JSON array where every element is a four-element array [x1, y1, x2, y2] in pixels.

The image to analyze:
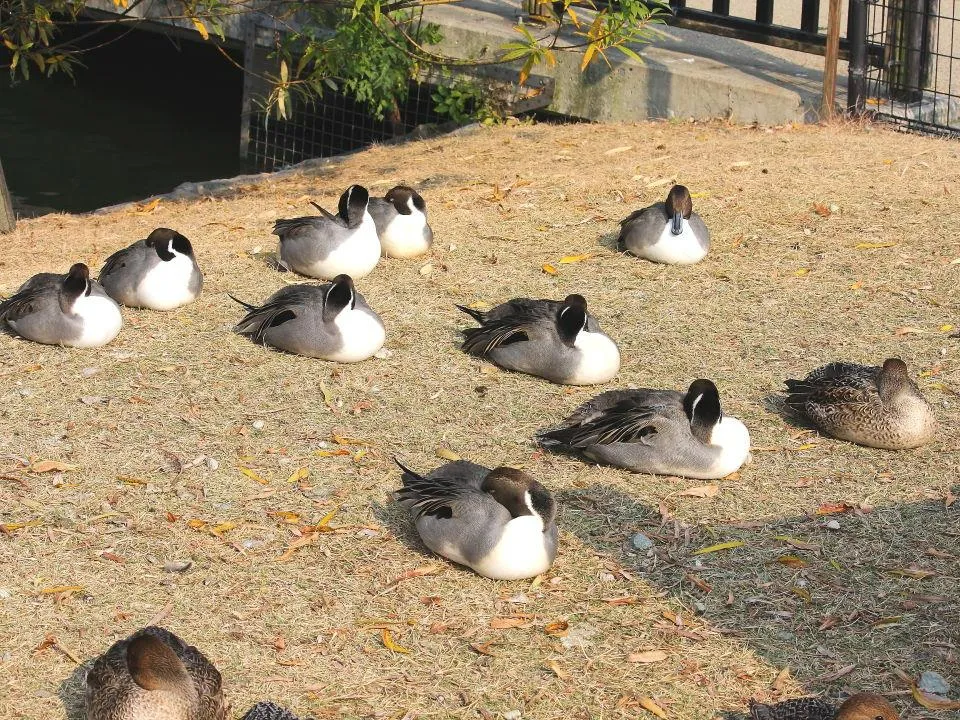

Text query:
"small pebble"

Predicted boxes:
[[503, 711, 521, 720], [205, 457, 219, 471], [163, 560, 193, 573], [374, 348, 393, 360], [825, 519, 841, 530], [241, 539, 265, 550], [918, 670, 951, 696], [631, 532, 654, 551], [252, 420, 265, 431], [81, 367, 99, 378], [0, 588, 11, 599]]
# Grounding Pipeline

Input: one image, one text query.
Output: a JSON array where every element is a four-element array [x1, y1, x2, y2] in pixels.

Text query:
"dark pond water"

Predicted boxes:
[[0, 25, 248, 214]]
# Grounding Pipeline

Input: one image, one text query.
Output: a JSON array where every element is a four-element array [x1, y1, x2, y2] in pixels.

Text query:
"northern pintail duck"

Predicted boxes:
[[0, 263, 122, 348], [456, 294, 620, 385], [99, 228, 203, 310], [618, 185, 709, 264], [394, 459, 558, 580], [537, 379, 751, 479], [749, 693, 899, 720], [231, 274, 385, 362], [84, 626, 229, 720], [783, 358, 936, 449], [274, 184, 381, 279], [242, 702, 302, 720], [368, 185, 433, 258]]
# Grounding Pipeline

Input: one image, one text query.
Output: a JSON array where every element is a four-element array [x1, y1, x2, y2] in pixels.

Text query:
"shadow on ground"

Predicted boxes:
[[557, 482, 960, 710]]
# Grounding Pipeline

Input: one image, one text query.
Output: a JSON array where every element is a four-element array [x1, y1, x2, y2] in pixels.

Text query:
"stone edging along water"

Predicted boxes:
[[90, 121, 480, 216]]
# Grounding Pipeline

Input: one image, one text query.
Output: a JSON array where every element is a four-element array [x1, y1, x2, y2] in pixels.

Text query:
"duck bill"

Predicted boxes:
[[671, 211, 683, 235]]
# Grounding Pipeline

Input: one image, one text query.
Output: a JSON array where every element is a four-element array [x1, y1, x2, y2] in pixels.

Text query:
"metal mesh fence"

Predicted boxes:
[[865, 0, 959, 136], [248, 80, 449, 172]]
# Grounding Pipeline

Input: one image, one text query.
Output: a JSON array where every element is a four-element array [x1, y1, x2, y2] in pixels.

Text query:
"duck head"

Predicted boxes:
[[63, 263, 92, 299], [665, 185, 693, 236], [385, 185, 427, 216], [835, 693, 899, 720], [683, 379, 722, 443], [147, 228, 194, 260], [482, 467, 556, 525], [338, 185, 371, 228], [556, 294, 589, 347], [322, 274, 356, 321]]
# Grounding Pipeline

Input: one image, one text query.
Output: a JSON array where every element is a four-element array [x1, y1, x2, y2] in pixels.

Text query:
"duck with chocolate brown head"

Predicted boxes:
[[84, 626, 229, 720], [617, 184, 710, 264]]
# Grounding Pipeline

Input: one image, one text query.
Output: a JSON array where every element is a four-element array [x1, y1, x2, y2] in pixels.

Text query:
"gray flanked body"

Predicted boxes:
[[456, 294, 620, 386], [783, 358, 936, 450], [84, 626, 228, 720], [274, 184, 381, 280], [99, 228, 203, 310], [0, 263, 122, 348], [367, 185, 433, 258], [393, 460, 559, 580], [241, 702, 302, 720], [618, 185, 710, 265], [537, 380, 752, 479], [231, 274, 385, 362]]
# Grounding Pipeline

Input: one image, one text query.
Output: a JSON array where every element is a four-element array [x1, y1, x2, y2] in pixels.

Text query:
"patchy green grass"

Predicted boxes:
[[0, 119, 958, 720]]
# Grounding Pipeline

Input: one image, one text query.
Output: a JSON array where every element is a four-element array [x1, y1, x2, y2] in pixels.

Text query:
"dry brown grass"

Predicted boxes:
[[0, 119, 958, 720]]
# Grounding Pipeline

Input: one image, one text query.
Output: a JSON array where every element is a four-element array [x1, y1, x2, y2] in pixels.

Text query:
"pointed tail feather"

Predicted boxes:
[[227, 293, 256, 311], [454, 304, 486, 323]]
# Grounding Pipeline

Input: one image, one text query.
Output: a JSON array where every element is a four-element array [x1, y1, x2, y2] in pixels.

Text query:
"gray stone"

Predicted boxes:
[[631, 532, 654, 551], [918, 671, 951, 696]]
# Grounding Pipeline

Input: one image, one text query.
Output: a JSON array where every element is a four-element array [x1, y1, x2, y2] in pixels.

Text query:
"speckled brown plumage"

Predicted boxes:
[[749, 693, 899, 720], [783, 358, 936, 449], [84, 626, 229, 720]]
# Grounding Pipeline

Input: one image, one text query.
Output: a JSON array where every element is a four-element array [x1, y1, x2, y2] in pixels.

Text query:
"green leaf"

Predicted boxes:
[[616, 44, 643, 63]]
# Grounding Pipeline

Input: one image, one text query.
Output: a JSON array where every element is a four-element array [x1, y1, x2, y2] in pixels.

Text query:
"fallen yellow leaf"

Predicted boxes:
[[287, 468, 309, 484], [542, 263, 558, 276], [546, 659, 571, 680], [435, 447, 461, 461], [269, 511, 301, 524], [692, 540, 745, 555], [544, 621, 568, 637], [912, 684, 960, 710], [1, 519, 42, 532], [855, 241, 897, 249], [381, 629, 410, 654], [638, 697, 668, 719], [940, 324, 954, 332], [558, 253, 594, 264], [133, 198, 161, 214], [39, 585, 84, 595], [331, 433, 368, 446], [793, 268, 810, 276], [238, 467, 268, 484]]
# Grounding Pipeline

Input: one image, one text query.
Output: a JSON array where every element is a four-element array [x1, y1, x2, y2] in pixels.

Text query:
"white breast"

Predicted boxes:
[[136, 252, 199, 310], [380, 206, 431, 258], [326, 307, 385, 363], [568, 331, 621, 385], [706, 416, 751, 477], [471, 515, 552, 580], [638, 220, 708, 265], [309, 212, 381, 279], [71, 293, 123, 348]]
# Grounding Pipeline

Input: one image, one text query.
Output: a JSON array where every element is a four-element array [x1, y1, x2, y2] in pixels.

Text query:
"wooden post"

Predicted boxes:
[[0, 158, 14, 234], [821, 0, 842, 119]]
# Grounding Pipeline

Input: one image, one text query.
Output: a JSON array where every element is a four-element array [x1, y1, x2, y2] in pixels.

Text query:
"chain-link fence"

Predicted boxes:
[[247, 80, 450, 172], [864, 0, 959, 136]]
